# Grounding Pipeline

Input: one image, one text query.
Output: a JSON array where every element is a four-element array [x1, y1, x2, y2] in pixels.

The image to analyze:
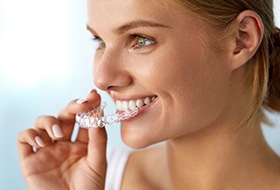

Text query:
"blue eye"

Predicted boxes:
[[132, 35, 156, 50], [92, 36, 106, 50]]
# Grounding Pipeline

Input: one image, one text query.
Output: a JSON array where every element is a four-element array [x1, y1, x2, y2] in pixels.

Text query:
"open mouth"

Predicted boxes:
[[116, 96, 157, 111]]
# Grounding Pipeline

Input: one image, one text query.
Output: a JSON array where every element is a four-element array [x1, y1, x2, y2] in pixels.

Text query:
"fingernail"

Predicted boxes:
[[76, 99, 88, 104], [35, 136, 45, 147], [52, 124, 64, 138]]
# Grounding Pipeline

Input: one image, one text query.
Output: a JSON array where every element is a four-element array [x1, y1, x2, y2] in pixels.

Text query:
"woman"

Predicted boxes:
[[18, 0, 280, 189]]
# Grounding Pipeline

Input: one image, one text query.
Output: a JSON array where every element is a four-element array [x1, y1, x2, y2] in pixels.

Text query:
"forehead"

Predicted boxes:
[[88, 0, 179, 18], [87, 0, 200, 33]]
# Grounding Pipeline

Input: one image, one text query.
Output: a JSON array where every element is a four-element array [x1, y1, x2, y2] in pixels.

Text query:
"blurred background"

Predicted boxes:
[[0, 0, 279, 189]]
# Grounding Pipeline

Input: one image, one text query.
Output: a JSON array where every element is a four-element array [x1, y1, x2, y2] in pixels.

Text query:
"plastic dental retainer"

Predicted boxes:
[[75, 102, 139, 128]]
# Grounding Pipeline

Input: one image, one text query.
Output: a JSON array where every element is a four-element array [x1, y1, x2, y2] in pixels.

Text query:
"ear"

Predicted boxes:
[[229, 10, 264, 71]]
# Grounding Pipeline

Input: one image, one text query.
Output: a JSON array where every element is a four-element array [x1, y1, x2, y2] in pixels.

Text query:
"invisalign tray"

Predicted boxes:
[[76, 102, 139, 128]]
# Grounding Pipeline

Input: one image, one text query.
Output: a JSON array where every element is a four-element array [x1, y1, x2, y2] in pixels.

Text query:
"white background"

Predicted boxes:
[[0, 1, 279, 189]]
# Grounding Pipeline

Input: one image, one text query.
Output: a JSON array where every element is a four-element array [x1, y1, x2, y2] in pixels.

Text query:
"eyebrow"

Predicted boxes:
[[87, 20, 171, 36], [114, 20, 171, 33]]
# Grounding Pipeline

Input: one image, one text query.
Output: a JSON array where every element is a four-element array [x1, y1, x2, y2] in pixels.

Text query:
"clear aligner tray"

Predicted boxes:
[[75, 102, 139, 128]]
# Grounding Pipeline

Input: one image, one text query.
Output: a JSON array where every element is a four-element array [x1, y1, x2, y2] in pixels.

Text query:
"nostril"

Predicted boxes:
[[94, 74, 122, 91], [107, 85, 115, 90], [94, 71, 133, 91]]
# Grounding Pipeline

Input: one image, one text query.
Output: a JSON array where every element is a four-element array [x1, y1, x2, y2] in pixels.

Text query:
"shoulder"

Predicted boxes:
[[121, 144, 168, 190]]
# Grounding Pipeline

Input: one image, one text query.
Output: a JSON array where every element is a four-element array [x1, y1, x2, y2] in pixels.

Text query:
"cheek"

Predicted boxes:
[[121, 38, 232, 145], [140, 45, 231, 131], [134, 44, 209, 95]]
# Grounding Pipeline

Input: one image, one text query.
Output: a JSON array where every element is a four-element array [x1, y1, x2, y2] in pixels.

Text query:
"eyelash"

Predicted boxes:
[[91, 34, 156, 51], [130, 34, 156, 50], [92, 36, 106, 50]]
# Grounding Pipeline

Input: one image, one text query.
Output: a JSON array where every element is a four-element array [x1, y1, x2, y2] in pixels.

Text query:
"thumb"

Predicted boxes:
[[87, 127, 108, 176]]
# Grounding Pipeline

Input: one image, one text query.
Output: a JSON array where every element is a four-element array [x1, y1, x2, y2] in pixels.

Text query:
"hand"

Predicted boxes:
[[17, 90, 108, 190]]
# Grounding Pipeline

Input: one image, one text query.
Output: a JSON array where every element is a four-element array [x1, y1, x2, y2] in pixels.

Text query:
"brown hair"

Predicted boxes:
[[174, 0, 280, 122]]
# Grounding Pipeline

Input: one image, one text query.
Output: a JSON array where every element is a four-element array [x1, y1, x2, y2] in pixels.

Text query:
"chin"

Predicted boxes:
[[119, 104, 167, 149], [120, 124, 166, 149], [121, 132, 153, 149]]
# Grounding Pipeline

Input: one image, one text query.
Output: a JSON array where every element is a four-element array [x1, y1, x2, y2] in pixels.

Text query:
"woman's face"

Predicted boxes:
[[88, 0, 234, 148]]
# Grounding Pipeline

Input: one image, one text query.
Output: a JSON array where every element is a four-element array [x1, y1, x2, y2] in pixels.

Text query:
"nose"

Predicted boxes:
[[93, 49, 132, 91]]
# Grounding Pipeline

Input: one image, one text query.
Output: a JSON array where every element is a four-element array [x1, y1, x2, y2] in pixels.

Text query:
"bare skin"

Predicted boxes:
[[18, 90, 108, 190], [122, 120, 280, 189], [18, 0, 280, 189]]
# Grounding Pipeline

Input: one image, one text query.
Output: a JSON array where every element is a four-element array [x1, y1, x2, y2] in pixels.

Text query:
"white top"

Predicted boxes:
[[105, 147, 132, 190]]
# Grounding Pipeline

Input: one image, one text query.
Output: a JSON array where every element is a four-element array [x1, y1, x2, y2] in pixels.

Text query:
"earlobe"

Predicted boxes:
[[230, 10, 264, 70]]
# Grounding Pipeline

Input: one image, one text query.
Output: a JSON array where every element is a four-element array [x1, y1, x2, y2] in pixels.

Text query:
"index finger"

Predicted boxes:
[[58, 90, 101, 142]]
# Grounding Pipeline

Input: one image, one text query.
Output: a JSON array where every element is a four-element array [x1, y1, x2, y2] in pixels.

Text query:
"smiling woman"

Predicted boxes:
[[16, 0, 280, 190]]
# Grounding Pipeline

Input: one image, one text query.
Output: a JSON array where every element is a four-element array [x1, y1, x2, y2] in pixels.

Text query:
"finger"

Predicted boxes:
[[57, 99, 93, 141], [17, 129, 46, 159], [35, 116, 64, 141], [76, 89, 102, 143], [87, 127, 108, 176], [86, 89, 102, 107], [37, 129, 53, 145]]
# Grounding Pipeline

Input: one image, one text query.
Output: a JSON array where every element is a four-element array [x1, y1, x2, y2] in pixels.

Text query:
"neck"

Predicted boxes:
[[165, 116, 280, 189]]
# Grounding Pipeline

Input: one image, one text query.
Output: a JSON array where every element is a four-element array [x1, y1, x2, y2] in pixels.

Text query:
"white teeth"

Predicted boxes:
[[144, 97, 151, 105], [129, 100, 136, 109], [116, 101, 122, 110], [136, 99, 144, 108], [116, 96, 157, 111], [122, 101, 129, 110]]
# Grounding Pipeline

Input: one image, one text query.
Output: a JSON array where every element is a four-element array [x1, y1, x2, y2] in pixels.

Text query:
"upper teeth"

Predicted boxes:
[[116, 96, 156, 111]]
